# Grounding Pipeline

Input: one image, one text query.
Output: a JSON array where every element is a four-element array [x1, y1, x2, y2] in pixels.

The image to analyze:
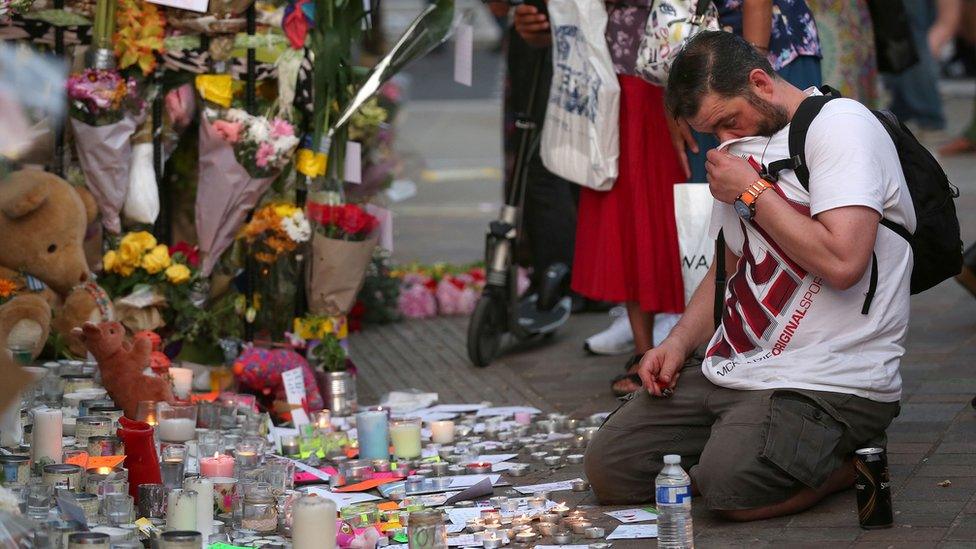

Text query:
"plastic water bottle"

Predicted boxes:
[[656, 454, 694, 548]]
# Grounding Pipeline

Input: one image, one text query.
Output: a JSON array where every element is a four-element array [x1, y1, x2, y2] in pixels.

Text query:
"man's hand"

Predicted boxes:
[[666, 116, 698, 179], [513, 4, 551, 48], [705, 149, 760, 204], [637, 340, 688, 397]]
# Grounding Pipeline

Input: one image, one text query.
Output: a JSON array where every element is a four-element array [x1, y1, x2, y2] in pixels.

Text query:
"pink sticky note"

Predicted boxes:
[[344, 141, 362, 184]]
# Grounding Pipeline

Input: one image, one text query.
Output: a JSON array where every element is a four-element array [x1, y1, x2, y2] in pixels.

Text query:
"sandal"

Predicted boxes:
[[610, 354, 644, 397]]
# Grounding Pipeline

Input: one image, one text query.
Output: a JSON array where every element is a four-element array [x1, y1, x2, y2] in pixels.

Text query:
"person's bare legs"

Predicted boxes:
[[627, 302, 654, 353], [719, 460, 856, 522], [611, 303, 654, 394]]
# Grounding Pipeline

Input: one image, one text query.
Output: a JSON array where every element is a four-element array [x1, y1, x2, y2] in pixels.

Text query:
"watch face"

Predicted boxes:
[[734, 199, 752, 219]]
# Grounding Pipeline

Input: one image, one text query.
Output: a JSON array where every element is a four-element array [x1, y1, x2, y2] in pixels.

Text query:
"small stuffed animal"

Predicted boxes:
[[73, 321, 174, 418]]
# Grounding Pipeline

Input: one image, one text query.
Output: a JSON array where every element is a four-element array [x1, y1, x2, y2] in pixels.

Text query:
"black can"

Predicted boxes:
[[855, 447, 893, 529]]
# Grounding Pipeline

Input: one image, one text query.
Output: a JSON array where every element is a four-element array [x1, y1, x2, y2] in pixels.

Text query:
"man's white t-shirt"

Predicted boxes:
[[703, 92, 915, 403]]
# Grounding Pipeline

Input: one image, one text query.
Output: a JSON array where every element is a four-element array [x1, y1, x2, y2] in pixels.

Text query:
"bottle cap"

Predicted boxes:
[[663, 454, 681, 465]]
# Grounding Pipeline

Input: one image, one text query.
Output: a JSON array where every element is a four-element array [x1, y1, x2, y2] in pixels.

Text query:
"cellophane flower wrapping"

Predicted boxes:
[[68, 69, 147, 234]]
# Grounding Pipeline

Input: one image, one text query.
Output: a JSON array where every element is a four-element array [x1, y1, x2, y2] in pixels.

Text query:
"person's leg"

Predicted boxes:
[[882, 0, 946, 129], [626, 302, 654, 354], [585, 362, 715, 504], [523, 159, 578, 289], [691, 388, 900, 519]]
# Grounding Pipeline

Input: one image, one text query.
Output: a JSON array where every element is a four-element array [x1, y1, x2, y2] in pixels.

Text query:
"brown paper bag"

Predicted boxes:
[[306, 233, 378, 316]]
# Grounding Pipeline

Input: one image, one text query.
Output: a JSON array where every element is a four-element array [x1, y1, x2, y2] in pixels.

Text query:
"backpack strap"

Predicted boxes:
[[766, 86, 841, 188]]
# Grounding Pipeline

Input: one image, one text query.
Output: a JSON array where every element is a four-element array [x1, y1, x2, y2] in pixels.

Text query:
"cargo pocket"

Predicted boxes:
[[760, 392, 846, 489]]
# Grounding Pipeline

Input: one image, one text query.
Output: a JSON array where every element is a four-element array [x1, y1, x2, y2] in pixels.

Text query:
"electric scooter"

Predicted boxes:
[[466, 22, 572, 368]]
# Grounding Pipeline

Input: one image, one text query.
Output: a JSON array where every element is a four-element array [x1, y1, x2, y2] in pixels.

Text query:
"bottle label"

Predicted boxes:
[[656, 485, 691, 505]]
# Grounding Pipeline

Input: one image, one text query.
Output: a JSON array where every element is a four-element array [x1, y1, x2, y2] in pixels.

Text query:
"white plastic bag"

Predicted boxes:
[[674, 183, 714, 303], [540, 0, 620, 191], [122, 142, 160, 225]]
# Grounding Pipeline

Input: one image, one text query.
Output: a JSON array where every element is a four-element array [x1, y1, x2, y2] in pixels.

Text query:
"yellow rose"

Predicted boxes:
[[121, 231, 157, 253], [141, 244, 172, 274], [103, 250, 119, 274], [164, 263, 191, 285], [116, 262, 135, 277], [117, 240, 142, 267]]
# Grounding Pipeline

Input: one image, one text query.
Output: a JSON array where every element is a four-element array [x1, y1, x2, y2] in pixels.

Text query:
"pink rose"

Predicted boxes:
[[398, 283, 437, 319], [270, 118, 294, 138], [213, 120, 242, 143], [255, 142, 275, 168]]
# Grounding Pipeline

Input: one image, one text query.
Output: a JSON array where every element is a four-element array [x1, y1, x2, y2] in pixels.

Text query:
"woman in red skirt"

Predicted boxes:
[[516, 1, 687, 395]]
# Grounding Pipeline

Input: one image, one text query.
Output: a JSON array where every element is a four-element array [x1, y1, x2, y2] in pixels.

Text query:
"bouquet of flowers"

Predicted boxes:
[[196, 109, 300, 276], [239, 203, 311, 264], [394, 263, 494, 319], [210, 109, 299, 178], [100, 231, 195, 332], [67, 68, 147, 234], [113, 0, 166, 76], [305, 201, 379, 316]]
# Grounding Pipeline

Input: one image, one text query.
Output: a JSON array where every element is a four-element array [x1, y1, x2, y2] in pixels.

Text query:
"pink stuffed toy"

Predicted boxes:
[[232, 345, 324, 418]]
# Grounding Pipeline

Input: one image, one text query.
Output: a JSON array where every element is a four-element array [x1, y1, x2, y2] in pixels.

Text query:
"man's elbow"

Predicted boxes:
[[823, 263, 868, 291]]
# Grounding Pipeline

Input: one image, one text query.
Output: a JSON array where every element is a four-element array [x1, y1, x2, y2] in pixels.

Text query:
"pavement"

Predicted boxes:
[[352, 29, 976, 546]]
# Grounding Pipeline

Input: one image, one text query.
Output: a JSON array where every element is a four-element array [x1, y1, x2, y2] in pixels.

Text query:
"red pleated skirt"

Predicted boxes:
[[570, 75, 685, 313]]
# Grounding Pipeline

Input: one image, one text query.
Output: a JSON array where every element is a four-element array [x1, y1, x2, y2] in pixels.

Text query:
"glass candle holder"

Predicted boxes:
[[313, 410, 332, 433], [137, 483, 167, 519], [341, 502, 380, 529], [157, 403, 198, 443], [280, 434, 300, 457], [197, 401, 221, 429], [101, 492, 133, 526], [241, 483, 277, 533], [84, 466, 126, 495], [25, 480, 53, 519], [390, 418, 422, 460], [168, 367, 194, 400], [134, 401, 158, 427], [408, 509, 447, 549], [263, 459, 294, 496], [159, 531, 201, 549], [234, 440, 261, 469], [67, 532, 110, 548]]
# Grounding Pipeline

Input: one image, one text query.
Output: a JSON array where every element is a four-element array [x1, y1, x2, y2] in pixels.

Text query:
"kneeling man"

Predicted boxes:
[[584, 31, 912, 521]]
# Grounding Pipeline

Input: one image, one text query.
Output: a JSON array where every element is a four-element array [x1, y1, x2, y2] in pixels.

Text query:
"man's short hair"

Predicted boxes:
[[665, 31, 778, 120]]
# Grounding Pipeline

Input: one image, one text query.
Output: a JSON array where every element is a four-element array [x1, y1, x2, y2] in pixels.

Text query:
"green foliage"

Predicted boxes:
[[309, 332, 347, 372], [357, 249, 402, 325]]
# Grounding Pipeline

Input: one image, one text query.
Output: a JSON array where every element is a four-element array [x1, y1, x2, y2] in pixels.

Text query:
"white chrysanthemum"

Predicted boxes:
[[274, 135, 300, 155], [248, 118, 271, 143], [282, 212, 311, 243], [224, 108, 249, 123]]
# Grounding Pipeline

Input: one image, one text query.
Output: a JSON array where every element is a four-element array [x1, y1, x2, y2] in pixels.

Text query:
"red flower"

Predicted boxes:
[[169, 242, 200, 268], [307, 202, 343, 227], [339, 204, 377, 236], [448, 276, 466, 290], [136, 330, 162, 352]]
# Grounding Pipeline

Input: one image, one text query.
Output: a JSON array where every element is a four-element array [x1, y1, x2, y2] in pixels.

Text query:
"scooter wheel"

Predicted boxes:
[[467, 295, 505, 368]]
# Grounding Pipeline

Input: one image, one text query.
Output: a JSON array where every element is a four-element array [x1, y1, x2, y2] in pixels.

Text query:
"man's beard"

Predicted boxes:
[[748, 93, 789, 137]]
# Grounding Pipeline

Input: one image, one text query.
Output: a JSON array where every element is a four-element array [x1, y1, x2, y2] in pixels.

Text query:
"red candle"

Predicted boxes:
[[199, 453, 235, 478]]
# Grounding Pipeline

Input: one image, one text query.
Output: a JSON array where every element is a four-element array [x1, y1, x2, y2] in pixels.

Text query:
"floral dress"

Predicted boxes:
[[604, 0, 653, 76], [714, 0, 822, 70]]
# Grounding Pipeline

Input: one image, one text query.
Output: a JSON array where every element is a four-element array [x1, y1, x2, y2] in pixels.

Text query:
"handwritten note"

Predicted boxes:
[[606, 524, 659, 539], [605, 508, 658, 523], [281, 368, 310, 426], [146, 0, 209, 13], [513, 478, 584, 495]]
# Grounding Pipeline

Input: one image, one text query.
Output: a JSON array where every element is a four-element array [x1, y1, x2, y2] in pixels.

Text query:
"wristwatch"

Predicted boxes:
[[733, 179, 774, 220]]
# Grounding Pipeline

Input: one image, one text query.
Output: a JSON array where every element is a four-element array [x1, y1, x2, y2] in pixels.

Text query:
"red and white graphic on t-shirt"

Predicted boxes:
[[707, 187, 822, 362]]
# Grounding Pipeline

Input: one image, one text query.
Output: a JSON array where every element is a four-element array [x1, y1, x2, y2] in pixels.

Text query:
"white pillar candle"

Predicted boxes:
[[166, 488, 197, 531], [429, 420, 455, 444], [169, 367, 194, 399], [31, 408, 63, 466], [292, 494, 337, 549], [158, 418, 196, 443], [183, 477, 213, 547]]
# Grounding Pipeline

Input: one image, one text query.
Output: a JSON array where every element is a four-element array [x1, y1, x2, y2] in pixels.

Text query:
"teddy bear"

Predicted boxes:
[[72, 321, 174, 419], [0, 169, 113, 358]]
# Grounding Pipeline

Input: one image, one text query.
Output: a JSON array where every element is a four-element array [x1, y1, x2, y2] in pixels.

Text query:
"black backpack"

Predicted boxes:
[[762, 86, 963, 314]]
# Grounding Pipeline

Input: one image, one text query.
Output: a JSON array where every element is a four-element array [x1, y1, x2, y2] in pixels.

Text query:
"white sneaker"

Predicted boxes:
[[653, 313, 681, 346], [584, 307, 634, 355]]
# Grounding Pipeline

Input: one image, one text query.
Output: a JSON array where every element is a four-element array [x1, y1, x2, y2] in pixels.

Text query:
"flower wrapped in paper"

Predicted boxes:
[[195, 106, 300, 276], [305, 202, 379, 316]]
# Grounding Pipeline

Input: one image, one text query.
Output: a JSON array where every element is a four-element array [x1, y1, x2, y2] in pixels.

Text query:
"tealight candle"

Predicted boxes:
[[584, 526, 605, 539], [527, 497, 545, 510], [314, 410, 332, 433], [571, 520, 592, 534], [514, 531, 536, 544], [552, 531, 573, 544], [465, 461, 492, 474], [429, 420, 455, 444], [199, 454, 235, 478], [169, 367, 193, 399]]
